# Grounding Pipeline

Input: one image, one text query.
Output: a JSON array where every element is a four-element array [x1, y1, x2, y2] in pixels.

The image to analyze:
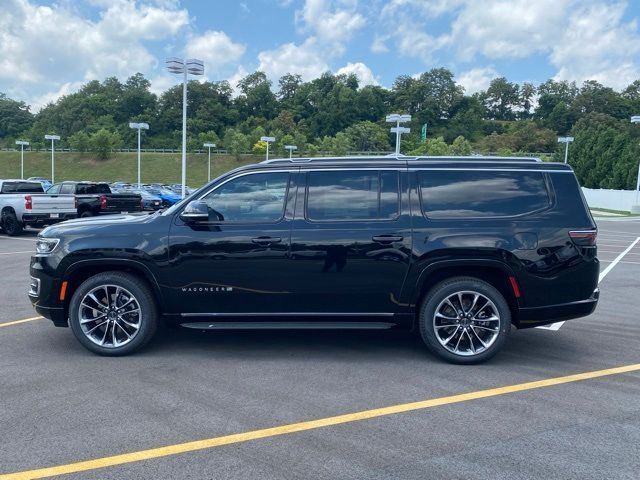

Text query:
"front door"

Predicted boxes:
[[164, 170, 297, 315]]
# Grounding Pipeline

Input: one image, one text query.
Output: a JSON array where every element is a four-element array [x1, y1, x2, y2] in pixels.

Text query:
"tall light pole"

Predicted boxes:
[[558, 136, 574, 164], [386, 114, 411, 155], [166, 57, 204, 198], [284, 145, 297, 159], [261, 136, 275, 161], [203, 143, 216, 182], [15, 140, 29, 179], [630, 116, 640, 213], [129, 122, 149, 188], [44, 134, 60, 183]]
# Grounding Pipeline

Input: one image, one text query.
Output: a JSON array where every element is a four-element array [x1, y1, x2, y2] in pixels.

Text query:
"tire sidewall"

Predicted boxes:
[[69, 272, 158, 356], [3, 213, 23, 236], [419, 277, 511, 364]]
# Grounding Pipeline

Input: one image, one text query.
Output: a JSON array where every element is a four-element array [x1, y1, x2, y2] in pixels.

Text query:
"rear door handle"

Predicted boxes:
[[252, 236, 282, 245], [372, 235, 404, 244]]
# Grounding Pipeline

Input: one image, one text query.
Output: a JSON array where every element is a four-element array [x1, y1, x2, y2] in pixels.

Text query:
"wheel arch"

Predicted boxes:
[[61, 259, 164, 318], [413, 259, 521, 326]]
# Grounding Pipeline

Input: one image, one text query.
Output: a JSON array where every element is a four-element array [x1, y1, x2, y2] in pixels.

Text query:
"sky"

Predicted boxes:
[[1, 0, 639, 111]]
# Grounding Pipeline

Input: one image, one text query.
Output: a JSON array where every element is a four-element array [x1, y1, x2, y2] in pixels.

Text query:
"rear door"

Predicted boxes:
[[288, 166, 412, 316]]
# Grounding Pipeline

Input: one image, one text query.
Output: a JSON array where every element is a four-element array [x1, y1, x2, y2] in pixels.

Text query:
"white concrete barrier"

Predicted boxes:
[[581, 187, 638, 212]]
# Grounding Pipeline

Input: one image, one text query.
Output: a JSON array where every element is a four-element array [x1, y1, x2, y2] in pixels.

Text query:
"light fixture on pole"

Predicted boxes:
[[284, 145, 297, 159], [44, 135, 60, 183], [261, 136, 275, 161], [15, 140, 29, 179], [166, 57, 204, 198], [129, 122, 149, 188], [386, 114, 411, 155], [557, 136, 574, 164], [203, 143, 216, 182], [630, 116, 640, 213]]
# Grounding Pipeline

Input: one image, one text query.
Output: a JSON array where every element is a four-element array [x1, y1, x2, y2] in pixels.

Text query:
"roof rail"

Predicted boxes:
[[261, 155, 542, 164]]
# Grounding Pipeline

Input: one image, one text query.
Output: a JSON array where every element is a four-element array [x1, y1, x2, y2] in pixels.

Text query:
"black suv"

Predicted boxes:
[[28, 156, 599, 363]]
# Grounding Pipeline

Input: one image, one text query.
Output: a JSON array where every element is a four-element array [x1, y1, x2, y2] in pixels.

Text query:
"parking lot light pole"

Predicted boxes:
[[166, 57, 204, 198], [203, 143, 216, 182], [15, 140, 29, 179], [261, 136, 275, 161], [386, 114, 411, 155], [44, 135, 60, 183], [284, 145, 297, 159], [129, 122, 149, 188], [630, 116, 640, 213], [558, 136, 574, 164]]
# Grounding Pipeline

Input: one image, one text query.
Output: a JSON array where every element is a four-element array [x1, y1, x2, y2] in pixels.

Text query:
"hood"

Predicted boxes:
[[40, 212, 157, 237]]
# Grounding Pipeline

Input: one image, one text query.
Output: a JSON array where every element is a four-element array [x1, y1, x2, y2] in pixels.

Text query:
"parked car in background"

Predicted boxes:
[[141, 186, 181, 207], [27, 177, 52, 191], [0, 179, 76, 235], [47, 182, 142, 218], [113, 187, 163, 211]]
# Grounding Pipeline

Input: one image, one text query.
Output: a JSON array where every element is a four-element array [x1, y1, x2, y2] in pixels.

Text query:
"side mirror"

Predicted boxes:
[[180, 200, 209, 224]]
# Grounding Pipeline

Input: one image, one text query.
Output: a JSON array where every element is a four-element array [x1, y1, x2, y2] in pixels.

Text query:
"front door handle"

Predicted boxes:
[[372, 235, 404, 244], [252, 236, 282, 245]]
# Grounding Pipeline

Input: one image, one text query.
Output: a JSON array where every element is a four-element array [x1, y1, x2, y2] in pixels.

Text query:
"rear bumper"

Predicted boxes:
[[516, 288, 599, 328], [23, 213, 77, 225]]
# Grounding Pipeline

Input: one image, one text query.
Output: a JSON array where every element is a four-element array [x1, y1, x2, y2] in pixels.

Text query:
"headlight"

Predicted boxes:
[[35, 237, 60, 254]]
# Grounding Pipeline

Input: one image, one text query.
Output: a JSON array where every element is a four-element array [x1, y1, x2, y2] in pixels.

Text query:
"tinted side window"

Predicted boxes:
[[418, 170, 550, 218], [201, 172, 289, 223], [60, 184, 75, 194], [77, 184, 110, 194], [306, 170, 399, 221]]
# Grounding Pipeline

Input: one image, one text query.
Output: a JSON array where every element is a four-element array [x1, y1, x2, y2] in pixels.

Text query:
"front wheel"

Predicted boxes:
[[68, 272, 158, 356], [419, 277, 511, 364]]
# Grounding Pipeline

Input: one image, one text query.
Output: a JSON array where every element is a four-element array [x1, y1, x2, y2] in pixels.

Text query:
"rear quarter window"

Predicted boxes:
[[418, 170, 550, 219]]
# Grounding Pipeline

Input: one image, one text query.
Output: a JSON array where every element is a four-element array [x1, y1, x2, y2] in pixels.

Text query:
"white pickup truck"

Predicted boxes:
[[0, 179, 77, 236]]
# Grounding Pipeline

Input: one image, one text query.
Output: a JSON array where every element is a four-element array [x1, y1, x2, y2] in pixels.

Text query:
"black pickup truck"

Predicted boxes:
[[47, 182, 142, 218]]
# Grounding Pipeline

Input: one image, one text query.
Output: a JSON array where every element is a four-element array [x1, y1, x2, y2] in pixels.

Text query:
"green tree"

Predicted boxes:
[[450, 136, 472, 155], [252, 140, 267, 155], [482, 77, 520, 120], [343, 121, 390, 152], [69, 131, 91, 152], [90, 129, 122, 160], [0, 93, 34, 138], [223, 129, 250, 160]]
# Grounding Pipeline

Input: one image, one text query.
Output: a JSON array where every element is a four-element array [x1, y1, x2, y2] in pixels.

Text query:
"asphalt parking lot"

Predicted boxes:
[[1, 219, 639, 479]]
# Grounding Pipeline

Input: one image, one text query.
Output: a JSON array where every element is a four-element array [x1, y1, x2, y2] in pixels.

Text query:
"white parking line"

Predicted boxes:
[[537, 236, 640, 331], [0, 250, 33, 255], [0, 236, 37, 242]]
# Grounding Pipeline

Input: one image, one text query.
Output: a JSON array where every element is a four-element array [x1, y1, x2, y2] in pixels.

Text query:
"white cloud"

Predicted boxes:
[[336, 62, 379, 86], [374, 0, 640, 90], [0, 0, 189, 109], [295, 0, 365, 46], [185, 31, 246, 76], [456, 67, 499, 94], [257, 38, 329, 82]]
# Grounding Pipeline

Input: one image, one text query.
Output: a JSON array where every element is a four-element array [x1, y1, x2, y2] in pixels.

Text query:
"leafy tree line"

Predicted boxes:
[[1, 69, 640, 189]]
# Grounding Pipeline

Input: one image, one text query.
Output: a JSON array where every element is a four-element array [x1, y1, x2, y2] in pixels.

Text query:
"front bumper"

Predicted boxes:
[[516, 288, 599, 328], [28, 257, 68, 327]]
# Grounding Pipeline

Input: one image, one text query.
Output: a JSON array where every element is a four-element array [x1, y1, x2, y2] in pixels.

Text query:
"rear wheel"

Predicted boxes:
[[419, 277, 511, 364], [69, 272, 158, 356], [2, 212, 23, 236], [80, 211, 93, 218]]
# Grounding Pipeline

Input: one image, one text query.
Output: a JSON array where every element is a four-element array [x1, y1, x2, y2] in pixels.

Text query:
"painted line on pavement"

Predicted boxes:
[[0, 251, 35, 256], [0, 316, 43, 328], [1, 363, 639, 480]]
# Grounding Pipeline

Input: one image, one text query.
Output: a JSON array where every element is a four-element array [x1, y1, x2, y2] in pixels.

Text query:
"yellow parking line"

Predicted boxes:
[[1, 362, 639, 480], [0, 316, 43, 328]]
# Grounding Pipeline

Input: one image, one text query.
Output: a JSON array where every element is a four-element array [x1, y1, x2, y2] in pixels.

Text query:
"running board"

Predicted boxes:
[[180, 321, 396, 330]]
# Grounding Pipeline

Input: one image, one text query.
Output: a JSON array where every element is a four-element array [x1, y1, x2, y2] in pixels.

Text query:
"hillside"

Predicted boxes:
[[0, 151, 261, 187]]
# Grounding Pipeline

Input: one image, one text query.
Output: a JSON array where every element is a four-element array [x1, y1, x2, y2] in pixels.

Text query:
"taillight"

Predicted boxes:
[[100, 195, 107, 209], [74, 196, 78, 209], [25, 195, 32, 210], [569, 230, 597, 246]]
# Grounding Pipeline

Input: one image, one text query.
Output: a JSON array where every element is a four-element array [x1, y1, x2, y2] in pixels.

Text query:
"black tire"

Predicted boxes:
[[68, 271, 158, 356], [2, 212, 23, 236], [419, 277, 511, 364], [80, 211, 93, 218]]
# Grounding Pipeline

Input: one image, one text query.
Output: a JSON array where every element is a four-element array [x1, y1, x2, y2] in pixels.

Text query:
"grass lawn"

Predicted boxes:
[[0, 151, 263, 188]]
